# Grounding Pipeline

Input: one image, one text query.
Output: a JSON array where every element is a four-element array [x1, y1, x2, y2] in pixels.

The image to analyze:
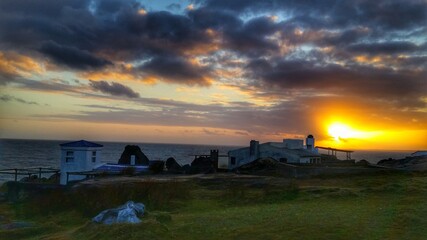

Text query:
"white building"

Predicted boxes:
[[59, 140, 103, 185], [228, 135, 320, 169]]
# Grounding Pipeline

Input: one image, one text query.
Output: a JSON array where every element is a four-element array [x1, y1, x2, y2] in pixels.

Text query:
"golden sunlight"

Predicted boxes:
[[327, 122, 379, 142], [328, 123, 353, 141]]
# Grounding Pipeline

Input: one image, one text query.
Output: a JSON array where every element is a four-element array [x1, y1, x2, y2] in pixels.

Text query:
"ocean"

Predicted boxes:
[[0, 139, 413, 183]]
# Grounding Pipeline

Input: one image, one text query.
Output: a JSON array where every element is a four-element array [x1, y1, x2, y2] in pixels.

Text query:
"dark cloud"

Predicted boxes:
[[0, 0, 426, 130], [188, 7, 242, 30], [139, 55, 211, 86], [201, 0, 427, 30], [347, 41, 424, 55], [40, 41, 111, 70], [247, 59, 427, 105], [89, 80, 140, 98], [200, 0, 274, 13], [224, 16, 280, 56], [166, 3, 181, 11], [0, 94, 38, 105]]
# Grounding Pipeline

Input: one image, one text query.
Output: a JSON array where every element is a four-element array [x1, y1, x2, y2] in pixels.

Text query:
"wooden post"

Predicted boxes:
[[39, 167, 42, 179], [14, 169, 17, 181], [66, 172, 69, 185]]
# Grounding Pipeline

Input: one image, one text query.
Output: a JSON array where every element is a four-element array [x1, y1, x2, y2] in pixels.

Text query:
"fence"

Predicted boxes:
[[0, 167, 59, 182]]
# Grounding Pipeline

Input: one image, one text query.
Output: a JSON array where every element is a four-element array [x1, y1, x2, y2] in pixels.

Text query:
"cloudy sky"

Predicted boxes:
[[0, 0, 426, 149]]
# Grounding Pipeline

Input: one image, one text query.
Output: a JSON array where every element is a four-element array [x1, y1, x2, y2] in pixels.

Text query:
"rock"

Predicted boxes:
[[356, 159, 370, 166], [190, 157, 216, 174], [19, 175, 38, 182], [377, 158, 395, 166], [181, 164, 191, 174], [149, 161, 165, 174], [93, 201, 145, 225], [118, 145, 149, 165], [377, 156, 427, 171], [48, 172, 60, 183], [166, 157, 182, 172], [237, 158, 278, 173]]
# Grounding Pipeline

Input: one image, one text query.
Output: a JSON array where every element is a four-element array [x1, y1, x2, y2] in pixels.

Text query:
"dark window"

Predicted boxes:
[[92, 151, 96, 162], [230, 157, 236, 165], [65, 151, 74, 162], [279, 158, 287, 163]]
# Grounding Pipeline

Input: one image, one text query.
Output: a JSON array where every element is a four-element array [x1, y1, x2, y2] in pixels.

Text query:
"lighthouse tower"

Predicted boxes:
[[306, 135, 317, 152]]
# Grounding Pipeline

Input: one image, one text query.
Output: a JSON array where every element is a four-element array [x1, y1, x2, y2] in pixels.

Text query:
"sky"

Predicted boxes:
[[0, 0, 426, 150]]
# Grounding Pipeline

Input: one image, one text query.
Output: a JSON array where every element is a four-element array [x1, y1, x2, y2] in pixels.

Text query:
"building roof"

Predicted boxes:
[[316, 146, 354, 153], [265, 143, 320, 157], [60, 140, 103, 148]]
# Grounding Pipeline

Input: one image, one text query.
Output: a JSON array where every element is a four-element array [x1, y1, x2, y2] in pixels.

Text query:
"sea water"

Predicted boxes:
[[0, 139, 412, 183], [0, 139, 237, 183]]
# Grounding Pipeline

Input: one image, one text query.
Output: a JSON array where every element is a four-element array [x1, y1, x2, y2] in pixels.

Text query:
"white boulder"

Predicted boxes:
[[92, 201, 145, 224]]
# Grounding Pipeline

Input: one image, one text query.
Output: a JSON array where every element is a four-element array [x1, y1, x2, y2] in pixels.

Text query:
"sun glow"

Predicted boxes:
[[327, 122, 379, 142], [328, 123, 353, 141], [328, 123, 351, 141]]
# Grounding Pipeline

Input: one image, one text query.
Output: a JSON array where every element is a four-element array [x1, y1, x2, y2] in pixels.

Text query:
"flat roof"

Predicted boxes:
[[316, 146, 353, 153]]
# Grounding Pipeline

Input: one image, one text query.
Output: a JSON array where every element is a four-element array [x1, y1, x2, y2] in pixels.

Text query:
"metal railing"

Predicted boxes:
[[0, 167, 60, 181]]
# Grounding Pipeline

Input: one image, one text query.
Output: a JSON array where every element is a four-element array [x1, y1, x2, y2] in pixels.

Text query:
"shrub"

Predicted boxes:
[[120, 167, 136, 176], [149, 161, 165, 174], [21, 181, 191, 217]]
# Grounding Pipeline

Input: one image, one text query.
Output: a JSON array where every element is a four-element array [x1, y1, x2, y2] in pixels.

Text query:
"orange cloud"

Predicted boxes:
[[80, 64, 157, 85], [0, 51, 44, 77]]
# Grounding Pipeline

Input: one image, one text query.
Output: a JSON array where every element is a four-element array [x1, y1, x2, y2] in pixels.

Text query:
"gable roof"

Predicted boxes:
[[60, 140, 103, 148]]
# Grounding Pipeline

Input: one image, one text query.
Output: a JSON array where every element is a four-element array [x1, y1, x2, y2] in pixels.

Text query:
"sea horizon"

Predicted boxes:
[[0, 137, 421, 152]]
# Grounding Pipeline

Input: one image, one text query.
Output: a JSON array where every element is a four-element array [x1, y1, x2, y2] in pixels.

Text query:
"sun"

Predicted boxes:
[[328, 123, 353, 141]]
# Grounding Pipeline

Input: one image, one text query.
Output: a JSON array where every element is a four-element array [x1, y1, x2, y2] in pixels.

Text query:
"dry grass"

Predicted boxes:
[[1, 172, 427, 240]]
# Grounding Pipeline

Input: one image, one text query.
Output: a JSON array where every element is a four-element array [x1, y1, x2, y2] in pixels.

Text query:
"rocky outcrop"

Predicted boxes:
[[166, 157, 182, 173], [236, 158, 278, 172], [377, 156, 427, 171], [118, 145, 149, 165], [92, 201, 145, 225]]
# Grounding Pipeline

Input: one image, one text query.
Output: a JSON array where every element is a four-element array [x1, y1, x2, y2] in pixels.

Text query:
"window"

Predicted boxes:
[[230, 157, 236, 165], [92, 151, 96, 163], [66, 151, 74, 162], [279, 158, 287, 163]]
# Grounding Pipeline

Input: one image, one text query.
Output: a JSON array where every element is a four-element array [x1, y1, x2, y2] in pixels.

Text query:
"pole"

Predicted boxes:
[[14, 169, 17, 181], [39, 167, 42, 179]]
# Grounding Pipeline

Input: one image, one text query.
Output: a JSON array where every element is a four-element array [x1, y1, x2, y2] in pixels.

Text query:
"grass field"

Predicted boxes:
[[1, 172, 427, 240]]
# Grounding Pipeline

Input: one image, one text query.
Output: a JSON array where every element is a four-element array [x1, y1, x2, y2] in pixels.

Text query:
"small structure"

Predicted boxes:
[[228, 135, 321, 169], [118, 145, 149, 165], [316, 146, 354, 160], [59, 140, 103, 185]]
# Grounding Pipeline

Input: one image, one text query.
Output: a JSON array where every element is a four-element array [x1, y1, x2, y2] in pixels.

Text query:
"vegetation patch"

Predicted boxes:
[[0, 173, 426, 240]]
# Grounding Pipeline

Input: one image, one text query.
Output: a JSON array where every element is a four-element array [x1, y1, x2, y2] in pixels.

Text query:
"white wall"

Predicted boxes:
[[60, 147, 102, 185], [228, 143, 323, 169], [283, 139, 304, 149], [228, 147, 254, 169]]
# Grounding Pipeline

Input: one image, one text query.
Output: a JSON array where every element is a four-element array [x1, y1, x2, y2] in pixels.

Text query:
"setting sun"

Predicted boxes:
[[328, 123, 353, 141]]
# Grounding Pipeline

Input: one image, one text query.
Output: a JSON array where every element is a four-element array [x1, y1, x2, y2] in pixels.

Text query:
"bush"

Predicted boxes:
[[21, 181, 192, 217], [149, 161, 165, 174], [120, 167, 136, 176]]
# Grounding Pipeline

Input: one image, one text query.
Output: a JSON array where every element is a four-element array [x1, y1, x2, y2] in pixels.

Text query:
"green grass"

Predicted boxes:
[[1, 173, 427, 239]]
